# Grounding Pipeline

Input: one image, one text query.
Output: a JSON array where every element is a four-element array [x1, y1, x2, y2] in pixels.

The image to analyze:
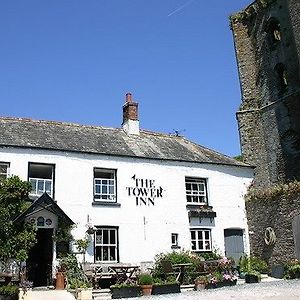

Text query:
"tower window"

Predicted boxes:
[[266, 18, 281, 44], [275, 63, 288, 91]]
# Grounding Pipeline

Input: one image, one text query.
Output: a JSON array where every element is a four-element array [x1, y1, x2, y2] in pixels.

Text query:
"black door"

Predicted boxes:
[[27, 228, 53, 287]]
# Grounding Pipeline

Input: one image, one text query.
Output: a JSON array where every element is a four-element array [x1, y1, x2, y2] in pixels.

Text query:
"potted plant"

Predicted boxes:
[[110, 283, 141, 299], [245, 270, 261, 283], [151, 276, 180, 295], [137, 273, 153, 296], [194, 275, 209, 290], [0, 284, 19, 300]]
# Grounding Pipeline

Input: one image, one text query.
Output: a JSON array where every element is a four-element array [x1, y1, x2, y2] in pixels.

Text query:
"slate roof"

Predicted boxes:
[[0, 117, 249, 167]]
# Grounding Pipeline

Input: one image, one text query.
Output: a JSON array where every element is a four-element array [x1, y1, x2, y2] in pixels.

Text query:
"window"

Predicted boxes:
[[95, 227, 118, 262], [171, 233, 178, 247], [0, 162, 9, 180], [94, 168, 116, 202], [275, 63, 288, 91], [185, 177, 208, 205], [266, 18, 281, 44], [28, 163, 54, 197], [190, 228, 211, 252]]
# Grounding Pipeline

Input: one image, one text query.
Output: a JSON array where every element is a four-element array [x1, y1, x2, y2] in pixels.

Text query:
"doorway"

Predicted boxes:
[[224, 229, 244, 263], [27, 228, 53, 287]]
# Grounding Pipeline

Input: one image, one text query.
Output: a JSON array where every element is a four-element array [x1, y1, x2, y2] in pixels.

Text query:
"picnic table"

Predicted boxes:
[[110, 264, 140, 284]]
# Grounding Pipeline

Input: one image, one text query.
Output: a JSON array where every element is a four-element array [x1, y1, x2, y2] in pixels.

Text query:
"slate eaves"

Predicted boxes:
[[0, 117, 250, 168]]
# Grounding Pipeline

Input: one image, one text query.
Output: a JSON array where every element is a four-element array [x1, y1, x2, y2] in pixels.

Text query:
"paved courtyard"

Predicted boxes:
[[138, 279, 300, 300]]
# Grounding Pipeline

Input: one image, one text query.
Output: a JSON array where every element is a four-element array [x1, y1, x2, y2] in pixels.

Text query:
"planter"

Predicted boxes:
[[206, 279, 237, 289], [271, 265, 285, 279], [0, 295, 18, 300], [76, 288, 93, 300], [151, 283, 180, 295], [194, 279, 207, 291], [110, 286, 141, 299], [55, 272, 65, 290], [140, 285, 152, 296], [245, 274, 260, 283]]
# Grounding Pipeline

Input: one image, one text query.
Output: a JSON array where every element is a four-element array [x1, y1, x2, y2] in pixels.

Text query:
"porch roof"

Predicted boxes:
[[14, 193, 74, 225]]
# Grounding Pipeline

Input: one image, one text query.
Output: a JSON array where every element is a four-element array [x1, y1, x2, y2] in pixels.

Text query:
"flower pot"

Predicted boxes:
[[194, 279, 207, 290], [245, 274, 260, 283], [0, 295, 18, 300], [141, 285, 152, 296], [110, 286, 141, 299], [55, 272, 65, 290], [151, 283, 180, 295]]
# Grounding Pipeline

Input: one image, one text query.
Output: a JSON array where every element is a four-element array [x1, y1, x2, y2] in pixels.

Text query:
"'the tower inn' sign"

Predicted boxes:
[[126, 175, 164, 206]]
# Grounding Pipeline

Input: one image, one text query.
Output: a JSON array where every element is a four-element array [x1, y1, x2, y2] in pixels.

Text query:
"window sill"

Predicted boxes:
[[92, 201, 121, 207], [171, 245, 181, 249], [186, 204, 212, 209]]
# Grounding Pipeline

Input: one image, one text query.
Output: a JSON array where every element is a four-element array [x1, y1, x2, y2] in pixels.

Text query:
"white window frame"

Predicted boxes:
[[94, 169, 116, 202], [185, 177, 208, 205], [190, 228, 212, 252], [0, 162, 9, 180], [29, 177, 53, 197], [94, 227, 118, 263], [171, 233, 178, 247]]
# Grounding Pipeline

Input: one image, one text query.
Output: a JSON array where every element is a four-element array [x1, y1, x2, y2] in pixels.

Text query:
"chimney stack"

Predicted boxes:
[[122, 93, 139, 135]]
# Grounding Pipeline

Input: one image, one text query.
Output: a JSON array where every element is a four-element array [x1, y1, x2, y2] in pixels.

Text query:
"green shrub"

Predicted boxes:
[[0, 284, 19, 295], [138, 273, 153, 285], [285, 259, 300, 279], [239, 255, 269, 274]]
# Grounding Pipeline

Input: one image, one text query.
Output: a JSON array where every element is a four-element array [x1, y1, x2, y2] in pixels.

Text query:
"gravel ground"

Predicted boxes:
[[126, 279, 300, 300]]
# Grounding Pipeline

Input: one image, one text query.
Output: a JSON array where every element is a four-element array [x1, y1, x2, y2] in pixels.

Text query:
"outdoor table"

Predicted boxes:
[[173, 263, 193, 284], [110, 265, 140, 284]]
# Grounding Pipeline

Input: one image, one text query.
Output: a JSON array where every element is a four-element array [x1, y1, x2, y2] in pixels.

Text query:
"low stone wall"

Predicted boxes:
[[246, 191, 300, 265]]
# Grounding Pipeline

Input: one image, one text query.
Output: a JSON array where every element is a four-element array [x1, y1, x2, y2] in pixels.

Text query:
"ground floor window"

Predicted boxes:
[[190, 228, 212, 252], [95, 227, 118, 262]]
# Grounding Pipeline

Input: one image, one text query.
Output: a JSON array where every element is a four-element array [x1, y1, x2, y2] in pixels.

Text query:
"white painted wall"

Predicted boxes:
[[0, 147, 253, 264]]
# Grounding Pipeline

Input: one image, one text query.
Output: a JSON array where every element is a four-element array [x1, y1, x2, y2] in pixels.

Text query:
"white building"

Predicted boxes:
[[0, 93, 253, 286]]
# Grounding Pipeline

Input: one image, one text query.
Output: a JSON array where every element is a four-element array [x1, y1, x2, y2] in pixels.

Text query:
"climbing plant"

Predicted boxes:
[[0, 176, 37, 270]]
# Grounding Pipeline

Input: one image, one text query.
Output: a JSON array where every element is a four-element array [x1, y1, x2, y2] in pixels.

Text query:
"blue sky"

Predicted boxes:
[[0, 0, 251, 157]]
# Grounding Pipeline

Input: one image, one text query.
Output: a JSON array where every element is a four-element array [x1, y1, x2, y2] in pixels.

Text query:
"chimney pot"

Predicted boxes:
[[126, 93, 132, 103]]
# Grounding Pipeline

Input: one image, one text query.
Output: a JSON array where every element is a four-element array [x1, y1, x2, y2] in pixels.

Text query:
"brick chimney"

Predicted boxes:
[[122, 93, 139, 135]]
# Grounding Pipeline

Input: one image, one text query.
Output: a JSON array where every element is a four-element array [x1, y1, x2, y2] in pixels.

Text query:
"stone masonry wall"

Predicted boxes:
[[246, 192, 300, 265]]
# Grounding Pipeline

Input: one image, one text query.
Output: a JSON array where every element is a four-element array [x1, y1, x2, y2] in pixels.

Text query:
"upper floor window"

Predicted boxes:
[[190, 228, 211, 252], [94, 168, 116, 202], [28, 163, 54, 198], [95, 227, 118, 262], [185, 177, 208, 205], [0, 162, 9, 180]]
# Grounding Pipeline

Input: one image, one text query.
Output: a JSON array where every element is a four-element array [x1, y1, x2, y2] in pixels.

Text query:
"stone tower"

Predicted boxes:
[[231, 0, 300, 187]]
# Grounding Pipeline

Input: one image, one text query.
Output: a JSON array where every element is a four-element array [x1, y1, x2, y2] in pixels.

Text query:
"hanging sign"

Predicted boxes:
[[126, 175, 163, 206]]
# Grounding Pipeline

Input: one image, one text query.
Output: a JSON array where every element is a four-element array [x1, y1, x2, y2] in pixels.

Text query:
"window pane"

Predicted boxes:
[[103, 230, 109, 244], [205, 231, 210, 239], [191, 231, 195, 239], [110, 230, 116, 244], [109, 246, 116, 260], [37, 180, 44, 194], [45, 181, 52, 193]]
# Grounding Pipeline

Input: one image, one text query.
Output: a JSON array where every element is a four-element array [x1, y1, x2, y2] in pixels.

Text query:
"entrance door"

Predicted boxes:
[[27, 228, 53, 287], [224, 229, 244, 263], [292, 215, 300, 259]]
